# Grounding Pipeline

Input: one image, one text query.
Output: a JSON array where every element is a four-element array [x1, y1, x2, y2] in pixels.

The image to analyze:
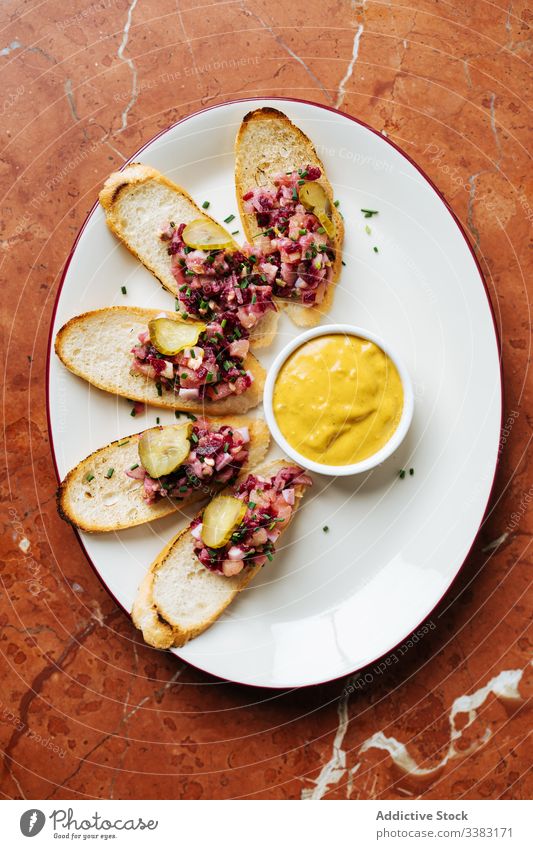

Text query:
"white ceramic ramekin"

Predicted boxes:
[[263, 324, 414, 476]]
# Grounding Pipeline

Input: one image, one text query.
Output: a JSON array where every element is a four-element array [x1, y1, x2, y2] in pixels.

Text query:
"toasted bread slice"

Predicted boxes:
[[57, 417, 270, 533], [99, 163, 278, 348], [132, 460, 309, 648], [54, 307, 265, 415], [235, 107, 344, 327]]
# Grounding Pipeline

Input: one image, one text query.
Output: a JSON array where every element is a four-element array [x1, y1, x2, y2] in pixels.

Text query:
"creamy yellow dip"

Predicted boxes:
[[273, 334, 404, 466]]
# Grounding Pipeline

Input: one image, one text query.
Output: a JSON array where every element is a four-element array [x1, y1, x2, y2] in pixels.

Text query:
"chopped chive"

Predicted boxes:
[[409, 468, 414, 476], [323, 526, 329, 533], [156, 382, 162, 397], [105, 468, 114, 479], [85, 473, 94, 483], [224, 214, 235, 224], [266, 552, 273, 561], [299, 228, 307, 235], [223, 442, 229, 452], [175, 299, 180, 311], [156, 417, 160, 424], [248, 501, 256, 509], [190, 348, 196, 358], [399, 469, 406, 479], [361, 209, 379, 218], [334, 200, 340, 207], [341, 260, 346, 266], [130, 407, 136, 417], [317, 227, 326, 234], [121, 285, 127, 295], [206, 371, 213, 382], [251, 293, 257, 304], [292, 188, 298, 200], [179, 284, 187, 292], [202, 200, 210, 209], [130, 463, 139, 470], [231, 230, 240, 235], [365, 224, 372, 235], [117, 439, 130, 446], [373, 246, 379, 253], [179, 485, 189, 492], [190, 432, 199, 443], [185, 413, 197, 421]]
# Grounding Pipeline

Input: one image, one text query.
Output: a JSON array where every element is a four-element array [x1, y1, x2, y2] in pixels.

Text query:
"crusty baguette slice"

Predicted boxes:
[[132, 459, 309, 648], [54, 306, 265, 415], [235, 107, 344, 327], [99, 163, 278, 348], [57, 416, 270, 533]]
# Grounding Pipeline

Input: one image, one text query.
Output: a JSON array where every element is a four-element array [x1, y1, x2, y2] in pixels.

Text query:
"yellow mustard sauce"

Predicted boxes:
[[273, 334, 404, 466]]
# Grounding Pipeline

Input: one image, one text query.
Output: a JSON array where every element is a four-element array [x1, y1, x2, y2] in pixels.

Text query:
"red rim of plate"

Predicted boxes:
[[45, 97, 504, 690]]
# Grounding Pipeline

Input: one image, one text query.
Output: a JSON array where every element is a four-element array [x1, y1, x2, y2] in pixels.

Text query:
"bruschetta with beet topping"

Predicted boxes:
[[235, 107, 344, 327], [132, 460, 312, 648], [99, 163, 278, 347], [54, 307, 265, 415], [57, 415, 270, 533]]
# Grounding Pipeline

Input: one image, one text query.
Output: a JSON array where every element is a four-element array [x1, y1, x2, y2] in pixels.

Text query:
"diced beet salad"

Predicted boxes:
[[191, 466, 312, 577], [130, 318, 253, 401], [242, 166, 335, 307], [161, 223, 276, 331], [125, 420, 250, 505]]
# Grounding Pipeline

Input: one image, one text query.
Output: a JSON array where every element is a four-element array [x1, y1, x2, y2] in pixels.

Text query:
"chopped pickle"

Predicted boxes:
[[182, 218, 234, 250], [201, 495, 247, 549], [138, 423, 193, 478], [148, 317, 206, 356], [298, 181, 334, 239]]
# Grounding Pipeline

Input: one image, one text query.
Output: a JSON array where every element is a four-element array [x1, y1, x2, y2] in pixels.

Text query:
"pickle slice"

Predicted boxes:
[[298, 181, 335, 239], [138, 423, 193, 478], [299, 181, 328, 210], [315, 206, 335, 239], [182, 218, 234, 250], [201, 495, 247, 549], [148, 317, 206, 356]]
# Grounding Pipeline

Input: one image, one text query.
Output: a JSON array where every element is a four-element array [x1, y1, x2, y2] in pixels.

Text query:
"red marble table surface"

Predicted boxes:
[[0, 0, 531, 801]]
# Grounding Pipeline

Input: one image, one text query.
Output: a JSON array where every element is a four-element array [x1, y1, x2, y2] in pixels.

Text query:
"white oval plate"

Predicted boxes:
[[48, 98, 501, 688]]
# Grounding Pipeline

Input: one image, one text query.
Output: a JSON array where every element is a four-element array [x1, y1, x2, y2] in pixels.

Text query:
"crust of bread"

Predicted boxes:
[[235, 107, 344, 327], [57, 416, 270, 533], [131, 534, 182, 649], [54, 306, 265, 415], [134, 459, 308, 649], [99, 162, 275, 348]]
